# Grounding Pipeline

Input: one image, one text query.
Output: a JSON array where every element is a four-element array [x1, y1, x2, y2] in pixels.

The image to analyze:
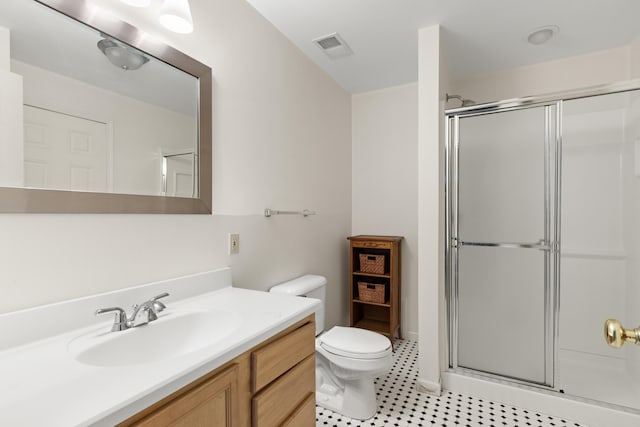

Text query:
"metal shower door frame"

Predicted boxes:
[[445, 101, 562, 388]]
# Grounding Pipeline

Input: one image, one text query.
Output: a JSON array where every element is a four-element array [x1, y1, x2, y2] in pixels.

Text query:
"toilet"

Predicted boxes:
[[270, 274, 392, 420]]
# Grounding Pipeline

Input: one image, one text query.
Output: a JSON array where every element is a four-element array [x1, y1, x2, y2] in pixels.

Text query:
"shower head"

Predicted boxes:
[[446, 93, 475, 107]]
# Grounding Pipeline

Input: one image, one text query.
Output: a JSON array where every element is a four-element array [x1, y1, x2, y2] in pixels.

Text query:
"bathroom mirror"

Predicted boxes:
[[0, 0, 212, 213]]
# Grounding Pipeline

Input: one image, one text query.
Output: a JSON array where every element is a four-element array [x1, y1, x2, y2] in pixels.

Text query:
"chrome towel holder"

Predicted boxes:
[[264, 208, 316, 218]]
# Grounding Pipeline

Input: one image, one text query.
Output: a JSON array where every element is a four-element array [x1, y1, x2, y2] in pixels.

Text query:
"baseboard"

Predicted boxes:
[[403, 331, 418, 341], [416, 378, 442, 396]]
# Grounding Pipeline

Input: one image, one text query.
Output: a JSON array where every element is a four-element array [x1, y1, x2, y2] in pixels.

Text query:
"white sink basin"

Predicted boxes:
[[69, 309, 241, 367]]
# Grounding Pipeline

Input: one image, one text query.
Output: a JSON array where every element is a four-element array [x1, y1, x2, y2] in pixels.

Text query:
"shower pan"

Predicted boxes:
[[445, 81, 640, 413]]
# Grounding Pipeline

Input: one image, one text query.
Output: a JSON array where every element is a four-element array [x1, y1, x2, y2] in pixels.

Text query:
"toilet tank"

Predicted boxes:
[[269, 275, 326, 335]]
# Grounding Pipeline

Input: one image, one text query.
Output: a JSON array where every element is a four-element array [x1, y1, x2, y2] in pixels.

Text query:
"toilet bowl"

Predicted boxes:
[[270, 275, 392, 420], [316, 326, 392, 419]]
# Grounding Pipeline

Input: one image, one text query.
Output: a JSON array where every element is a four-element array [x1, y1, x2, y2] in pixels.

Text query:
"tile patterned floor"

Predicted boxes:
[[316, 340, 587, 427]]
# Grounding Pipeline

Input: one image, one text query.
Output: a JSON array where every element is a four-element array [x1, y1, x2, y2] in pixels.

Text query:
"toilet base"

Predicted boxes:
[[316, 360, 379, 420]]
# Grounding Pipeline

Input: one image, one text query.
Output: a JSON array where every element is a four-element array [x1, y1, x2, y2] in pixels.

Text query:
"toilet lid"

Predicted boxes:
[[319, 326, 391, 359]]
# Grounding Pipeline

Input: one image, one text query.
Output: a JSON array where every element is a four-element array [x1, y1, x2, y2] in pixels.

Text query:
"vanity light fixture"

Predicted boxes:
[[97, 37, 149, 71], [159, 0, 194, 34], [119, 0, 194, 34], [119, 0, 151, 7], [527, 25, 559, 45]]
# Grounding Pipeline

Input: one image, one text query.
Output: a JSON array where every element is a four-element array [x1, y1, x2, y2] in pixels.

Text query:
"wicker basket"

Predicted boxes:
[[359, 253, 385, 274], [357, 282, 386, 304]]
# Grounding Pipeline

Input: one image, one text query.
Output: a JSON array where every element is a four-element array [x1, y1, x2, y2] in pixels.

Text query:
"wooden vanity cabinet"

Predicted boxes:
[[119, 315, 315, 427], [251, 322, 315, 426], [132, 364, 240, 427]]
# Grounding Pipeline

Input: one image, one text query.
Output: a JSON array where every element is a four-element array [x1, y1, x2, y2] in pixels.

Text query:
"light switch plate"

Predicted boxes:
[[228, 233, 240, 255]]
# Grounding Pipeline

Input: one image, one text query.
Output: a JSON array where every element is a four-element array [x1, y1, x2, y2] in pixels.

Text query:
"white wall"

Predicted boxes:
[[352, 83, 418, 340], [0, 0, 352, 331], [452, 46, 631, 105]]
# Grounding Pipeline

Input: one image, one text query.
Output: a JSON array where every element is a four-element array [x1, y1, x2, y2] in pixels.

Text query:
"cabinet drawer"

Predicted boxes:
[[131, 364, 239, 427], [251, 321, 315, 393], [282, 393, 315, 427], [351, 240, 392, 249], [252, 355, 315, 427]]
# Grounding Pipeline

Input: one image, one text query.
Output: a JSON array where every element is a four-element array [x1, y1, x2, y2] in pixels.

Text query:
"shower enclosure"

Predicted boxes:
[[446, 82, 640, 412]]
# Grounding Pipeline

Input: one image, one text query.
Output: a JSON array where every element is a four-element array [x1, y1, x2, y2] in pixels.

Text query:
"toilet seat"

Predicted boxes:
[[318, 326, 391, 359]]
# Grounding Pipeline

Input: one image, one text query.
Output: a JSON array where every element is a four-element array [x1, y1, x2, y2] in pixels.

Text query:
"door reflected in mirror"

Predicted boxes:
[[163, 151, 197, 198], [0, 0, 199, 199]]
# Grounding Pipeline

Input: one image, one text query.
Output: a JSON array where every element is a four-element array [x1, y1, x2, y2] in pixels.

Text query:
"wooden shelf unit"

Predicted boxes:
[[348, 235, 402, 340]]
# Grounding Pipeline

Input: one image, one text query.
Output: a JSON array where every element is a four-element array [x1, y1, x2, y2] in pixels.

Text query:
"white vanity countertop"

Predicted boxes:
[[0, 274, 319, 426]]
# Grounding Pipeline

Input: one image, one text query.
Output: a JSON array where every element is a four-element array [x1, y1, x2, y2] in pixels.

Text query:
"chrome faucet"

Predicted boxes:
[[95, 292, 169, 332], [129, 293, 169, 326], [95, 307, 129, 332]]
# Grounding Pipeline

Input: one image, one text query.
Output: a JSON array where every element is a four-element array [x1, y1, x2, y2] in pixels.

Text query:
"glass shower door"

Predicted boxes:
[[558, 91, 640, 409], [451, 105, 557, 386]]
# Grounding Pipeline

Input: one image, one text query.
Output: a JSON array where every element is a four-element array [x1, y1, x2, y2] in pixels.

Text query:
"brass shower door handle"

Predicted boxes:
[[604, 319, 640, 348]]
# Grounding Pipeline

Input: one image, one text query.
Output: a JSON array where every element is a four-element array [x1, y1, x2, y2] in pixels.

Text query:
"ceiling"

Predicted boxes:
[[245, 0, 640, 94]]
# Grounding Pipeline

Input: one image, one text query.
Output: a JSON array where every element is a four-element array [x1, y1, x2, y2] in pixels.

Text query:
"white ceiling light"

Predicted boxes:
[[527, 25, 559, 45], [119, 0, 151, 7], [97, 38, 149, 71], [159, 0, 194, 34]]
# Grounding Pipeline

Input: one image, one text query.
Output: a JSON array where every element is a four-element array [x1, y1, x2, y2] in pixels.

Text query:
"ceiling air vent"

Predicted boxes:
[[313, 32, 353, 59]]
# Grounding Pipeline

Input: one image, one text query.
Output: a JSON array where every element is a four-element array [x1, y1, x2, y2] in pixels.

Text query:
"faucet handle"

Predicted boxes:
[[151, 292, 169, 302], [151, 293, 169, 313], [95, 307, 129, 332]]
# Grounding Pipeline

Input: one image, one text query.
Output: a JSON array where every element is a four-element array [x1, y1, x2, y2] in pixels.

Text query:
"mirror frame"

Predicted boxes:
[[0, 0, 212, 214]]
